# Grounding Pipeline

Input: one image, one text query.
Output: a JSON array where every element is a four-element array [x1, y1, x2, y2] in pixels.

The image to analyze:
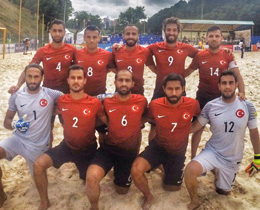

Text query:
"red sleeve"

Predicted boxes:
[[107, 52, 116, 69], [189, 53, 200, 70], [57, 97, 62, 112], [30, 48, 43, 64], [147, 101, 155, 120], [194, 100, 201, 116], [96, 99, 105, 119], [187, 44, 198, 58], [145, 48, 155, 66]]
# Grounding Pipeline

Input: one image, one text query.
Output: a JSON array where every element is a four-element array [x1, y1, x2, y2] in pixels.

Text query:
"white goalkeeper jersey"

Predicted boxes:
[[198, 96, 258, 165], [8, 87, 62, 149]]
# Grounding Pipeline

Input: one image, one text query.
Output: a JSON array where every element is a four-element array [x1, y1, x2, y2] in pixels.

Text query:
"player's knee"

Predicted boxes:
[[185, 161, 202, 178], [33, 155, 51, 174], [131, 159, 145, 180], [86, 166, 104, 186]]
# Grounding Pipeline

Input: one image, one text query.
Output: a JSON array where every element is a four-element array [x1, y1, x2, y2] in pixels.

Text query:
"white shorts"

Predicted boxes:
[[193, 148, 240, 191], [0, 134, 48, 174]]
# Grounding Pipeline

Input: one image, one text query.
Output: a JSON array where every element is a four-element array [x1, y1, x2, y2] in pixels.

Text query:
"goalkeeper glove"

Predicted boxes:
[[97, 92, 117, 101], [12, 114, 30, 134], [245, 154, 260, 177]]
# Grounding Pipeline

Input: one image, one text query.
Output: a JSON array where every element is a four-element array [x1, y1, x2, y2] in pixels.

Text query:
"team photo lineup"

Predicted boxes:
[[0, 8, 260, 210]]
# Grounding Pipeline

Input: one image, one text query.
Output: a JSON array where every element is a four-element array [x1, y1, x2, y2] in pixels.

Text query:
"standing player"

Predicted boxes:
[[147, 17, 198, 140], [184, 25, 245, 158], [147, 17, 198, 100], [0, 63, 62, 207], [33, 65, 105, 210], [113, 24, 156, 95], [75, 25, 116, 96], [131, 74, 200, 210], [185, 70, 260, 210], [9, 19, 77, 94], [86, 69, 147, 210]]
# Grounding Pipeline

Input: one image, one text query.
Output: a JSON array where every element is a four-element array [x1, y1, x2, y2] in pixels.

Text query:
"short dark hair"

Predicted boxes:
[[24, 63, 44, 76], [219, 70, 237, 83], [68, 65, 86, 78], [115, 69, 134, 81], [163, 73, 185, 88], [123, 24, 139, 34], [84, 25, 101, 36], [206, 25, 222, 36], [162, 17, 181, 32], [50, 19, 65, 30]]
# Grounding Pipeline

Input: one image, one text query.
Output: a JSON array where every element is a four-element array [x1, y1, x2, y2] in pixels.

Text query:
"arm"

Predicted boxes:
[[147, 64, 157, 74], [8, 71, 26, 94], [230, 67, 246, 100], [184, 65, 197, 78], [249, 128, 260, 154], [3, 110, 16, 130], [190, 119, 204, 158]]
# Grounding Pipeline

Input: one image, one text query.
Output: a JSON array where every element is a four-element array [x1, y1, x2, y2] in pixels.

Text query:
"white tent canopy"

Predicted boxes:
[[48, 28, 74, 44], [76, 29, 85, 44]]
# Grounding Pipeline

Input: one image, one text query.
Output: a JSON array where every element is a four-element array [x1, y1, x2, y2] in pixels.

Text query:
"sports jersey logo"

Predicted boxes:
[[220, 60, 227, 65], [177, 49, 183, 54], [65, 54, 71, 59], [117, 59, 123, 62], [97, 60, 104, 65], [182, 112, 191, 120], [136, 58, 143, 64], [46, 57, 52, 60], [132, 105, 139, 112], [202, 61, 208, 64], [158, 49, 165, 52], [39, 99, 48, 107], [83, 108, 91, 116], [236, 109, 245, 118]]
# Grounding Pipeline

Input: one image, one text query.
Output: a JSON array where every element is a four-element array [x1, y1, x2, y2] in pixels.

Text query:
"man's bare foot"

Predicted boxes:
[[90, 204, 99, 210], [38, 201, 50, 210], [142, 195, 155, 210], [0, 192, 7, 208], [188, 200, 200, 210]]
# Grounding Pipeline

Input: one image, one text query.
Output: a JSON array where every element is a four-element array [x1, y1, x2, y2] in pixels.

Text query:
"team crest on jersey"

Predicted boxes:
[[220, 60, 227, 65], [177, 49, 183, 54], [182, 112, 191, 120], [236, 109, 245, 118], [97, 60, 104, 65], [83, 108, 91, 116], [132, 105, 139, 112], [65, 54, 71, 59], [39, 99, 48, 107], [136, 58, 143, 64]]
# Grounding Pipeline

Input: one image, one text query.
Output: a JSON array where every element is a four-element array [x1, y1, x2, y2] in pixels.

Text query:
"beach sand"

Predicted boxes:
[[0, 51, 259, 210]]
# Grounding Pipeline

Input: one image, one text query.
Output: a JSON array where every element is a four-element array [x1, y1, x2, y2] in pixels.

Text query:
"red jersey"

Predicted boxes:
[[57, 94, 103, 149], [31, 43, 77, 93], [190, 49, 237, 97], [102, 94, 147, 151], [148, 42, 198, 90], [148, 97, 200, 155], [75, 48, 115, 96], [113, 45, 154, 94]]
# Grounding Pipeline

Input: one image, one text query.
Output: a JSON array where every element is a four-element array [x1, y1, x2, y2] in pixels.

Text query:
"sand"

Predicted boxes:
[[0, 51, 260, 210]]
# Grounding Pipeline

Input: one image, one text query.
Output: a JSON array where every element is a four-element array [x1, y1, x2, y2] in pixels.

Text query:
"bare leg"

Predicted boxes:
[[114, 185, 129, 195], [131, 157, 154, 210], [184, 160, 203, 210], [0, 167, 7, 208], [34, 154, 53, 210], [86, 165, 106, 210]]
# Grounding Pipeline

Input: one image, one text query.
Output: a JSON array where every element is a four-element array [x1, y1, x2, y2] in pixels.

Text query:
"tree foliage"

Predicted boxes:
[[148, 0, 260, 35]]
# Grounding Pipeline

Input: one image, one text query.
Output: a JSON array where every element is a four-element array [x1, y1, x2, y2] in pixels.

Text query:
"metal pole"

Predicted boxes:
[[18, 0, 22, 52], [42, 14, 44, 46], [3, 29, 6, 59], [64, 0, 66, 23], [36, 0, 40, 50], [201, 0, 204, 20]]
